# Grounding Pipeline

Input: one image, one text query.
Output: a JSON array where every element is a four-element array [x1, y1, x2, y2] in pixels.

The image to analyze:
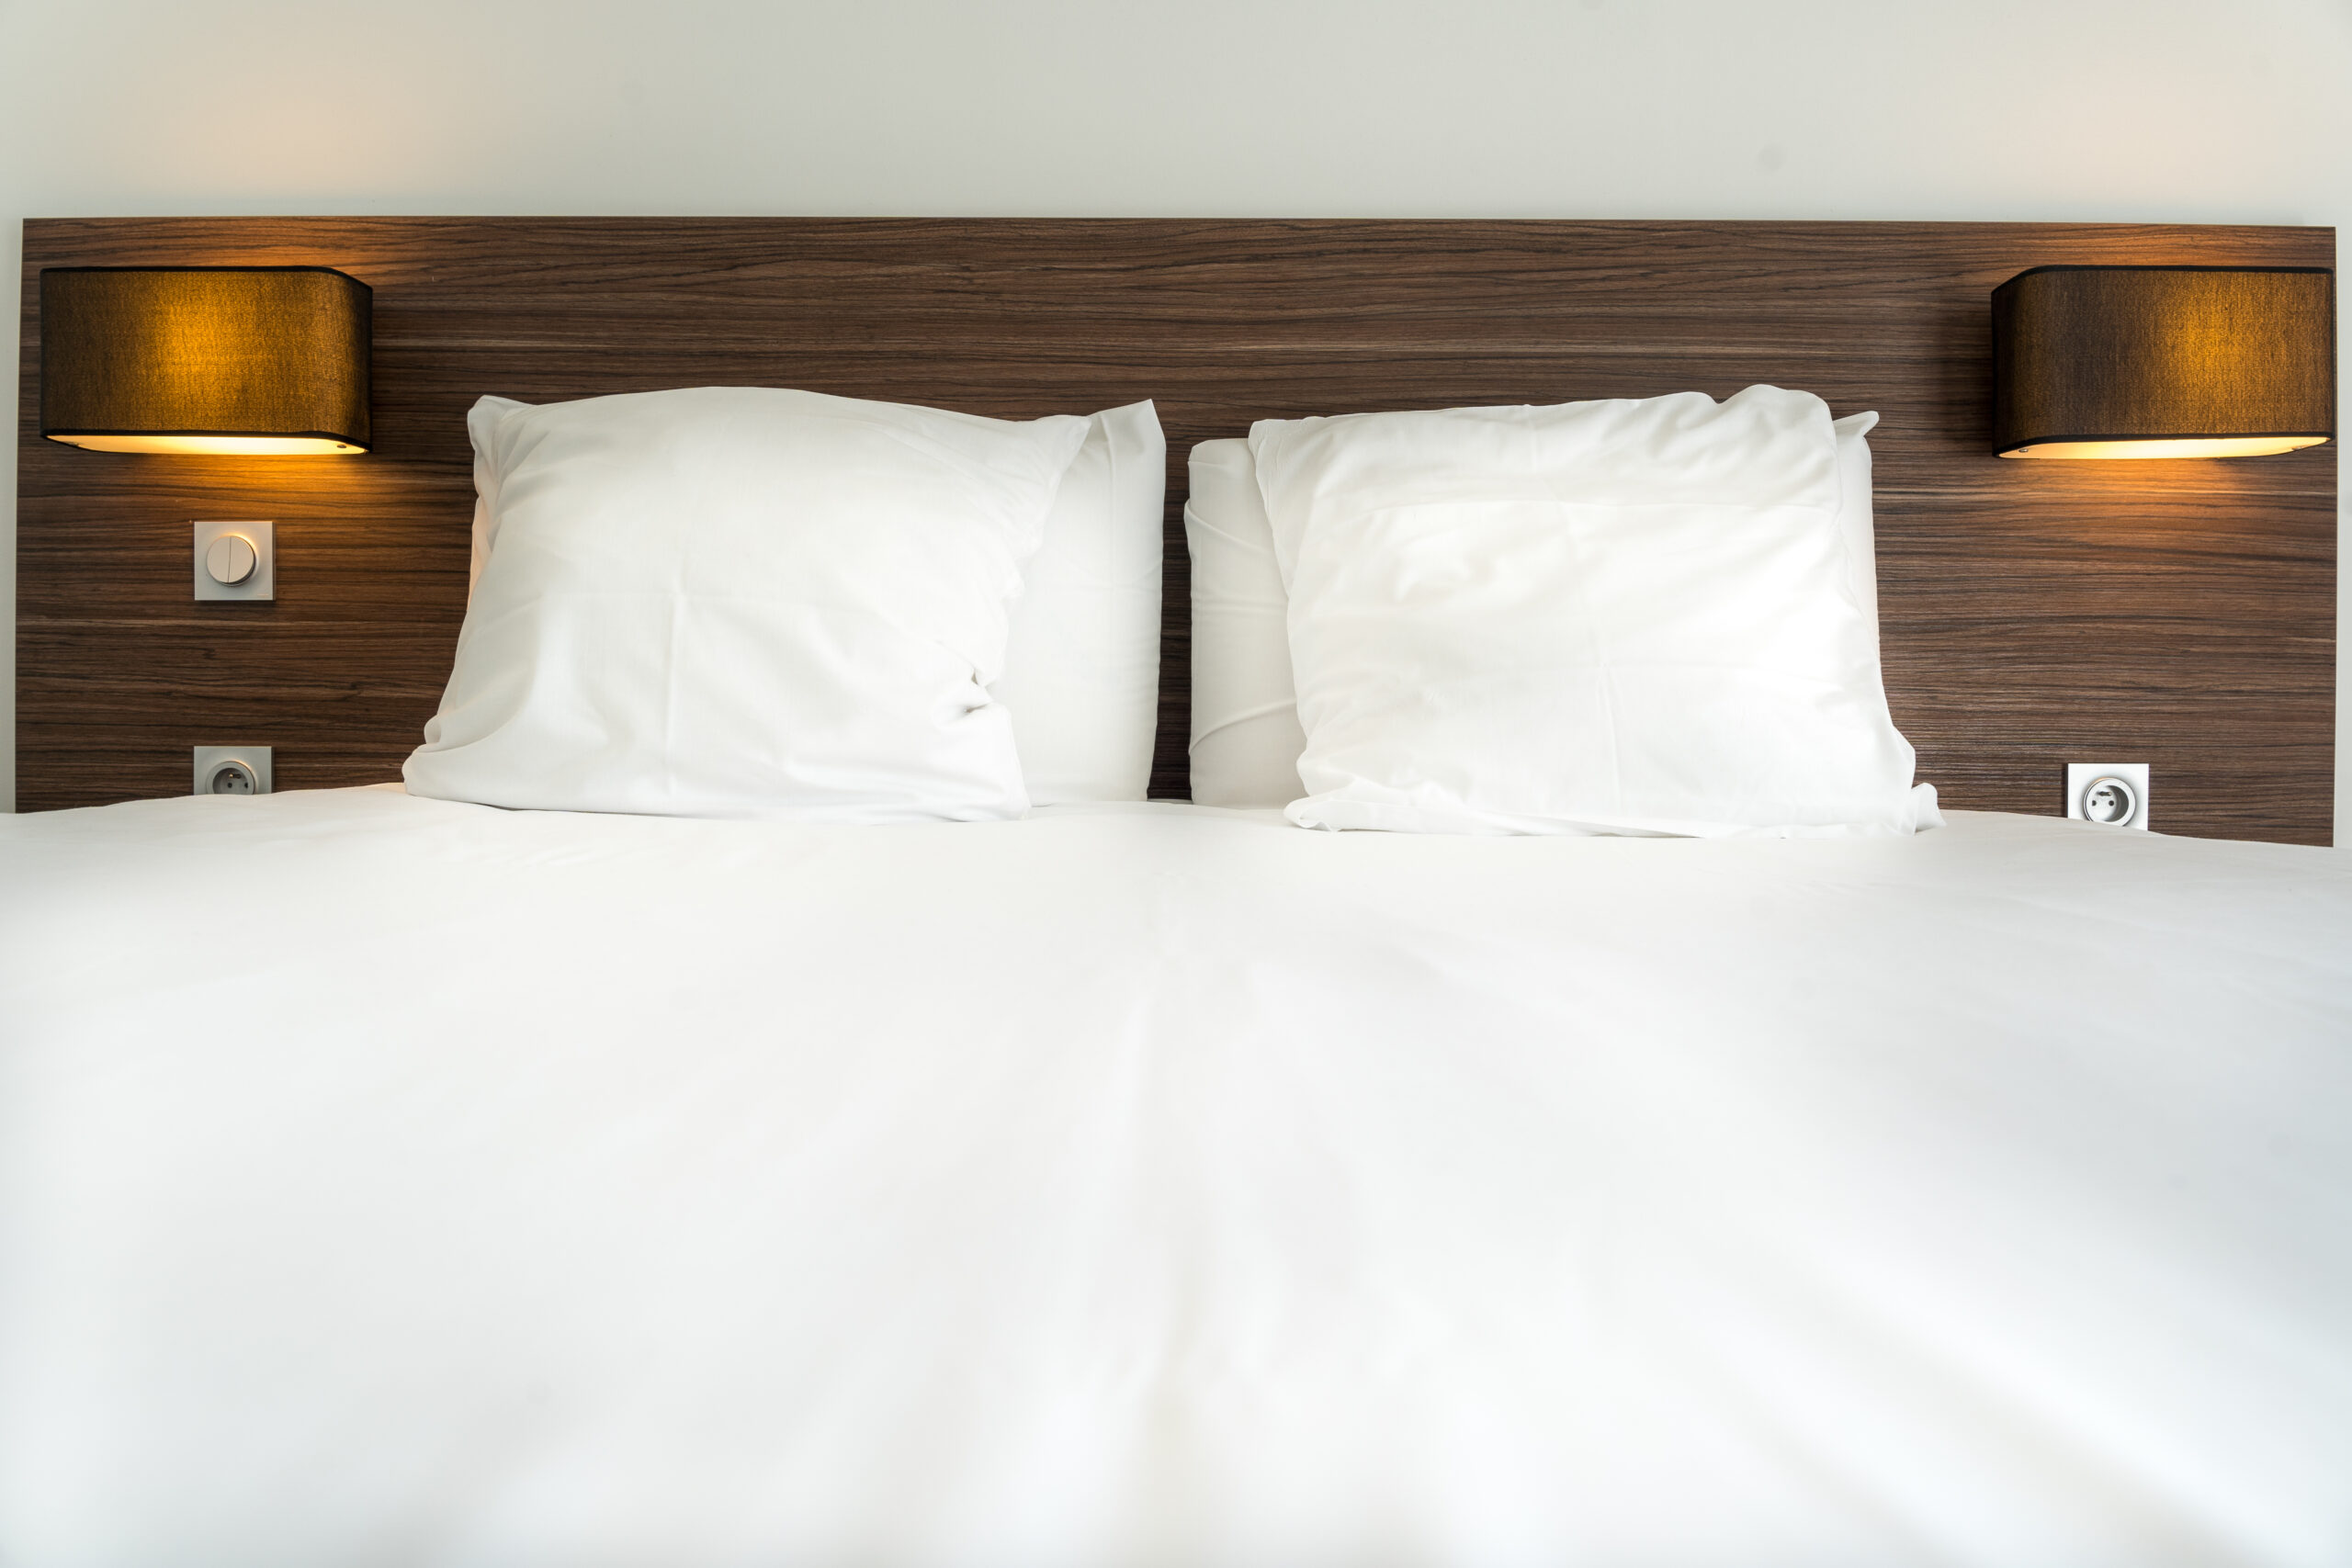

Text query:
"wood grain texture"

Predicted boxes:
[[17, 218, 2336, 840]]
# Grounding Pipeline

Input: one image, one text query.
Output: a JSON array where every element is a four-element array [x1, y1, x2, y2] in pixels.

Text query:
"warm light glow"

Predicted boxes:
[[2002, 435, 2328, 460], [45, 434, 364, 455]]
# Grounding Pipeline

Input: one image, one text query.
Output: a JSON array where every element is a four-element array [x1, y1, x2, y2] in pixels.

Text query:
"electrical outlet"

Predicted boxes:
[[2066, 761, 2148, 830], [194, 746, 272, 796], [194, 520, 274, 602]]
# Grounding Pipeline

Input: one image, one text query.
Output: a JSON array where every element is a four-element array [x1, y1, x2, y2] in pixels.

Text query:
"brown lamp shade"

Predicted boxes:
[[1991, 265, 2334, 458], [40, 265, 371, 455]]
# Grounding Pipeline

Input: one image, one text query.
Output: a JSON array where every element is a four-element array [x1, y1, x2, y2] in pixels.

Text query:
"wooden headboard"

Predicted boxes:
[[16, 218, 2337, 841]]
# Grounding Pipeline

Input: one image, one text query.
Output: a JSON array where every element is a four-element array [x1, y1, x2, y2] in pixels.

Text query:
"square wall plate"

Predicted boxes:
[[194, 519, 274, 601], [2065, 761, 2150, 830]]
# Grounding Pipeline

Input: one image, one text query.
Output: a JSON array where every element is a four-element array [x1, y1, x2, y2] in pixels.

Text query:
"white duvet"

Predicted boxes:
[[2, 788, 2348, 1567]]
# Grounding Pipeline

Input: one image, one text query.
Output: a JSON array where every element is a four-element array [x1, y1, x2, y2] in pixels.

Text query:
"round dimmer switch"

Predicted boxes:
[[206, 534, 257, 585]]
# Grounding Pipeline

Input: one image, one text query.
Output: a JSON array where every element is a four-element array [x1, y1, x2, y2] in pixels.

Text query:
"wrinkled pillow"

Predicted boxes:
[[1248, 385, 1936, 836], [408, 386, 1088, 821]]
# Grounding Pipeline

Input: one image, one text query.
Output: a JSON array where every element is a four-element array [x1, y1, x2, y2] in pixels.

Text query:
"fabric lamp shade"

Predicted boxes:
[[1991, 265, 2334, 459], [40, 266, 371, 455]]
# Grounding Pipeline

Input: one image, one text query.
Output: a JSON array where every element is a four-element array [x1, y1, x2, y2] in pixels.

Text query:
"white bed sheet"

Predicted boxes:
[[2, 788, 2348, 1567]]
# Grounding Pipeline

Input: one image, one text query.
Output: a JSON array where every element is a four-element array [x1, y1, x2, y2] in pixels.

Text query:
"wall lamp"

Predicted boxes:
[[40, 265, 371, 456], [1992, 265, 2334, 459]]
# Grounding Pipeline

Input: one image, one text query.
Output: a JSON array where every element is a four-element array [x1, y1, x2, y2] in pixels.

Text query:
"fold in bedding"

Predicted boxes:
[[3, 788, 2348, 1566]]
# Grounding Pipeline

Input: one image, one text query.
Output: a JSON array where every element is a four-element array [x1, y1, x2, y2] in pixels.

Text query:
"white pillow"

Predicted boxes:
[[465, 400, 1166, 806], [1184, 439, 1308, 807], [409, 386, 1089, 820], [990, 401, 1164, 802], [1187, 410, 1894, 812], [1246, 386, 1937, 836]]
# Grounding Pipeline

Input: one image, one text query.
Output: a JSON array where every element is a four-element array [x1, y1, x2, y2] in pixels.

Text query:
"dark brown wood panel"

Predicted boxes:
[[17, 218, 2335, 841]]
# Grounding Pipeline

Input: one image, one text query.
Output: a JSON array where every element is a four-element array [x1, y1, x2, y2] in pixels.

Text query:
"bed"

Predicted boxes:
[[5, 219, 2346, 1565], [5, 788, 2349, 1563]]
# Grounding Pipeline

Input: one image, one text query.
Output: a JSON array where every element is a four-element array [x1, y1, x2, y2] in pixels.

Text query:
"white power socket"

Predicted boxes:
[[2066, 761, 2149, 830], [194, 746, 273, 795]]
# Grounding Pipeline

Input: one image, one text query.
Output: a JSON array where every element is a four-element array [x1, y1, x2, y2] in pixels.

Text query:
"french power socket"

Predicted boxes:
[[194, 746, 273, 796], [2066, 761, 2149, 830]]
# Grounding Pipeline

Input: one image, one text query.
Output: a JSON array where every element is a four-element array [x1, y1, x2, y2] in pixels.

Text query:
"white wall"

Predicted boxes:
[[5, 0, 2347, 829]]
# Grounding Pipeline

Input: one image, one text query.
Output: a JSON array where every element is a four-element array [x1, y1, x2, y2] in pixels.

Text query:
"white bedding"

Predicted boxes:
[[3, 788, 2348, 1566]]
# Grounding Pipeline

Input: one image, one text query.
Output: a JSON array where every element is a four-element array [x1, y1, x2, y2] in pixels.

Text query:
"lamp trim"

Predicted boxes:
[[1996, 263, 2333, 282], [43, 427, 370, 442], [37, 263, 372, 281], [1993, 429, 2334, 456]]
